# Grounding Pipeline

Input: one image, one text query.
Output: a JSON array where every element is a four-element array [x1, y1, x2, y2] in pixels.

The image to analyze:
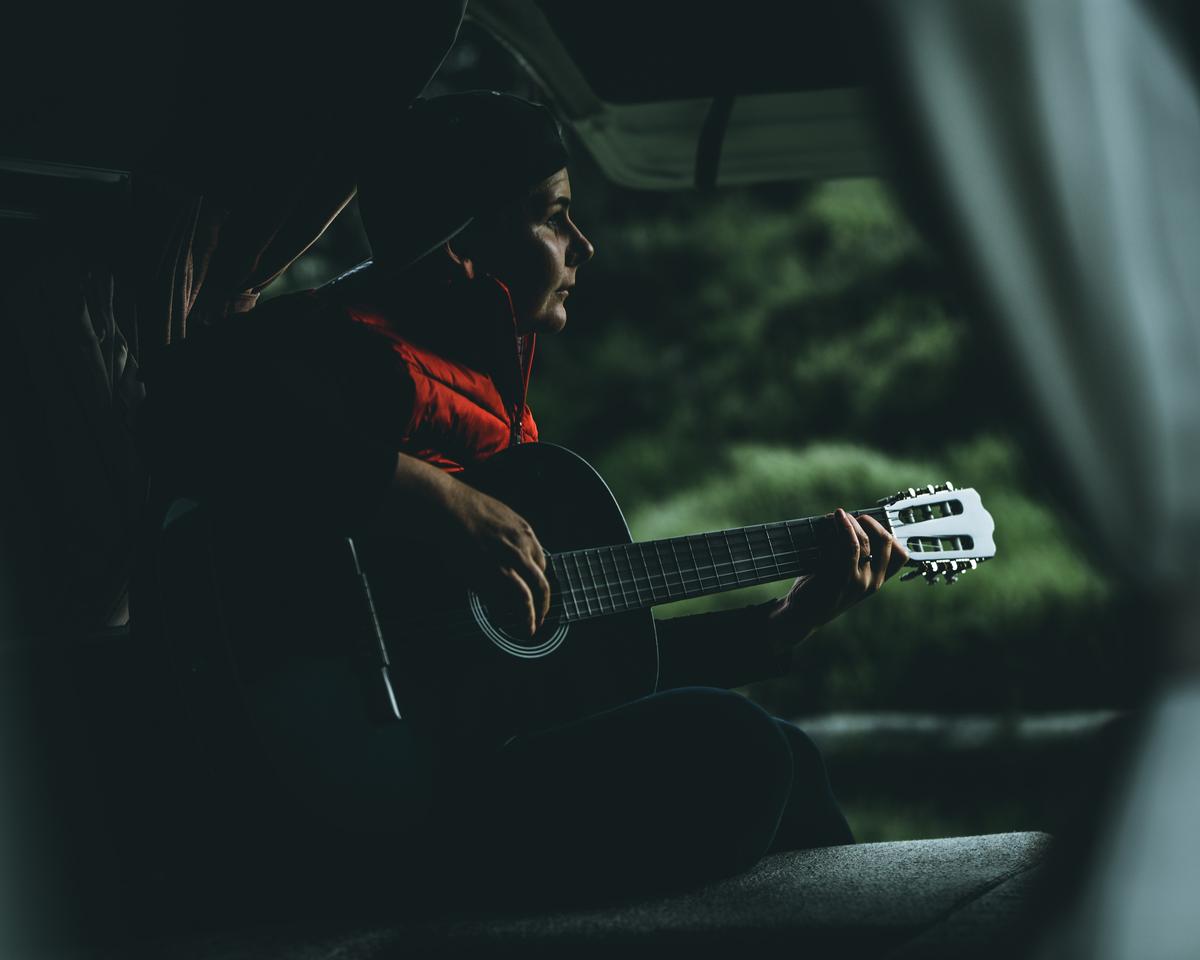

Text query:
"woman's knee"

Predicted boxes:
[[480, 688, 797, 895], [654, 688, 793, 779], [775, 721, 826, 773], [663, 689, 795, 837]]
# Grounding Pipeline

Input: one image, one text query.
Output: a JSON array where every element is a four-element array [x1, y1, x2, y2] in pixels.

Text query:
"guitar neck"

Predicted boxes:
[[548, 506, 890, 622]]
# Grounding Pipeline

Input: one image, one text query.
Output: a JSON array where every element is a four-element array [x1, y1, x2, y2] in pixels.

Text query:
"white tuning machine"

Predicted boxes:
[[880, 483, 996, 585]]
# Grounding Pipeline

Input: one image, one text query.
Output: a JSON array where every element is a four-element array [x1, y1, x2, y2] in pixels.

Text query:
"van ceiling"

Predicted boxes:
[[535, 1, 863, 103], [470, 0, 881, 189], [1, 1, 878, 206]]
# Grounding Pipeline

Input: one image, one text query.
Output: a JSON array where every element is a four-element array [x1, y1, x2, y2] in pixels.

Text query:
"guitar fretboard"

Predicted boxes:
[[548, 507, 888, 621]]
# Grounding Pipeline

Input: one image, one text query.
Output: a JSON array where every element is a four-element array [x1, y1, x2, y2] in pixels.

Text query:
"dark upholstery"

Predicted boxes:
[[128, 832, 1050, 960]]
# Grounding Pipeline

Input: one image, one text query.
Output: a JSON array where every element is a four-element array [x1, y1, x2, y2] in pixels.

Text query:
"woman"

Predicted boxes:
[[139, 91, 907, 908]]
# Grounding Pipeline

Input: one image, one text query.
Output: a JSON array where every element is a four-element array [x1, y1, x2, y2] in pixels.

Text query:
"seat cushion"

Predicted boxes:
[[137, 832, 1051, 959]]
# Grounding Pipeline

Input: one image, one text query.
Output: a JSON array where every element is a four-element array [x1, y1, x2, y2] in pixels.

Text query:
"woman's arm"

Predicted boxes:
[[655, 509, 909, 690]]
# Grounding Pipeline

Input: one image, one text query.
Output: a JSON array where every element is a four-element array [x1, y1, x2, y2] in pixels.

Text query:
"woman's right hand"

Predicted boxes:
[[375, 452, 550, 636], [437, 479, 551, 637]]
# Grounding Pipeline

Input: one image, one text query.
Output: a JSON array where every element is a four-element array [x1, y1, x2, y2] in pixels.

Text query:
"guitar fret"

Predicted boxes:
[[588, 544, 604, 612], [685, 536, 704, 593], [636, 543, 658, 603], [653, 540, 673, 600], [668, 538, 690, 598], [584, 549, 607, 613], [601, 549, 619, 611], [608, 546, 633, 611], [567, 553, 584, 621], [722, 530, 740, 585], [603, 549, 620, 610], [623, 543, 646, 608], [743, 527, 761, 581], [783, 520, 799, 558], [550, 554, 576, 621], [764, 524, 783, 577], [703, 532, 723, 589], [570, 550, 594, 617]]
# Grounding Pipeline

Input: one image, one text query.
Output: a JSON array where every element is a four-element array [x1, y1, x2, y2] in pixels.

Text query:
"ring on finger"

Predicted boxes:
[[859, 553, 873, 566]]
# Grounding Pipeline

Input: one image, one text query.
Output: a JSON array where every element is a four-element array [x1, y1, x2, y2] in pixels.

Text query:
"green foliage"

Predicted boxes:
[[624, 439, 1133, 714], [531, 177, 1016, 491]]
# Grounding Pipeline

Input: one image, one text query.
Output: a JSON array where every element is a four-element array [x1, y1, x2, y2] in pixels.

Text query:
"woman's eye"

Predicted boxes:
[[546, 213, 564, 229]]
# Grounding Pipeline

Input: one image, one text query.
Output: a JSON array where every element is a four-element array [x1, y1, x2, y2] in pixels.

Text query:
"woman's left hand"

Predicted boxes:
[[765, 508, 909, 656]]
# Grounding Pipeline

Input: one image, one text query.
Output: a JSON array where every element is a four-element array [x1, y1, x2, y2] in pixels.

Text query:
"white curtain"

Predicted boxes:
[[880, 0, 1200, 591], [877, 1, 1200, 956]]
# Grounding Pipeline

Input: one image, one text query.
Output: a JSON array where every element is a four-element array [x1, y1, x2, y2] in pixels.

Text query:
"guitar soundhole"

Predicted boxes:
[[467, 591, 570, 660]]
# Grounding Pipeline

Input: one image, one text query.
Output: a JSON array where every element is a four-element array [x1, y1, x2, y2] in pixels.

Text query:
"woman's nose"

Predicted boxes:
[[569, 222, 595, 266]]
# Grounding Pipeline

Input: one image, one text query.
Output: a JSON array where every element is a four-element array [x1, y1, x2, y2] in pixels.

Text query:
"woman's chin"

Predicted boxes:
[[524, 306, 568, 335]]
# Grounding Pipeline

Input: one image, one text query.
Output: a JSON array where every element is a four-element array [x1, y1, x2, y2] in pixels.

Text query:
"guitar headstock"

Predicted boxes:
[[878, 483, 996, 584]]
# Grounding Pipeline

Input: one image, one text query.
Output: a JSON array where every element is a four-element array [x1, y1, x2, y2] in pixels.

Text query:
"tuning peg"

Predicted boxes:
[[878, 482, 960, 505], [942, 558, 978, 584], [878, 486, 920, 506], [903, 556, 984, 586]]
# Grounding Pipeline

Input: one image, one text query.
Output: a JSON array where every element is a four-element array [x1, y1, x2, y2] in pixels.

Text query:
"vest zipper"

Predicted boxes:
[[510, 403, 522, 446], [508, 332, 530, 447]]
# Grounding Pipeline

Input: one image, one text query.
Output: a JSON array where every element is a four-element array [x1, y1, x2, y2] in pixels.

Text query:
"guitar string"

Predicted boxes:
[[549, 544, 822, 604], [427, 520, 976, 642], [536, 502, 923, 604], [390, 544, 828, 643], [379, 504, 967, 641], [543, 503, 914, 608], [386, 532, 979, 646], [418, 504, 916, 629], [386, 542, 822, 636], [545, 533, 978, 615]]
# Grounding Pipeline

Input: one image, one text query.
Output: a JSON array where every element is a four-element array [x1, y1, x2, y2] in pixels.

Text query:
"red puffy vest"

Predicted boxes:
[[339, 276, 538, 474]]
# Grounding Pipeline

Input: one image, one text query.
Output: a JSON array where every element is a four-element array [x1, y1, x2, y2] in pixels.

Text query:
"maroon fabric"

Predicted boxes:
[[3, 232, 147, 631], [133, 163, 356, 353], [133, 1, 468, 356]]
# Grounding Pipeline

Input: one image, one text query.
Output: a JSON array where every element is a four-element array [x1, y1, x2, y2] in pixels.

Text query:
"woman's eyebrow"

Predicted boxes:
[[526, 194, 571, 217]]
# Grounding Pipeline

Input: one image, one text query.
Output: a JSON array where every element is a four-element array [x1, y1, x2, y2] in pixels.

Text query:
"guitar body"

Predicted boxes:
[[151, 443, 658, 834], [363, 442, 661, 749]]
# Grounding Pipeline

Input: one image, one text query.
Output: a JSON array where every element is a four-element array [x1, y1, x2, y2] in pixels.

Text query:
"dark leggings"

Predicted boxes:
[[431, 687, 852, 907]]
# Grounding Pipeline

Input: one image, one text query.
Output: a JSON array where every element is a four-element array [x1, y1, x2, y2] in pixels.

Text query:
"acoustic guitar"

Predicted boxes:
[[153, 442, 995, 827]]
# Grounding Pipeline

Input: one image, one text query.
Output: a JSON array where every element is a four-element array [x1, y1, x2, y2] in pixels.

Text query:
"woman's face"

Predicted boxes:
[[467, 168, 595, 335]]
